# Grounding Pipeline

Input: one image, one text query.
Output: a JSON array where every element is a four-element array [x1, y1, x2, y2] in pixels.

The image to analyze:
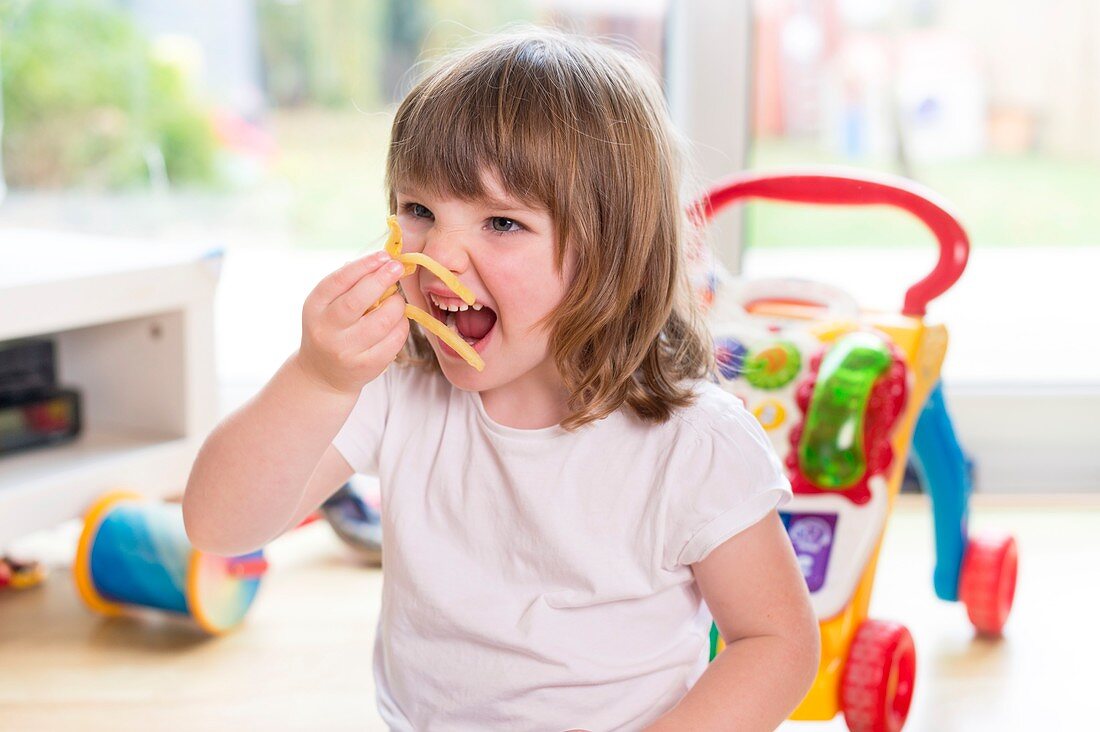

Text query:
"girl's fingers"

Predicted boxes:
[[330, 259, 407, 327], [312, 250, 392, 306], [346, 292, 408, 350], [365, 309, 411, 362]]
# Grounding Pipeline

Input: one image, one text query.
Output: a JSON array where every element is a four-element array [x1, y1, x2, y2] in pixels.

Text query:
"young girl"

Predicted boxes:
[[184, 29, 819, 731]]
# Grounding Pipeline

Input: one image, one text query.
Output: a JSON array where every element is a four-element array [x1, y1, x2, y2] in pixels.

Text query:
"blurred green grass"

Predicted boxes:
[[746, 139, 1100, 249]]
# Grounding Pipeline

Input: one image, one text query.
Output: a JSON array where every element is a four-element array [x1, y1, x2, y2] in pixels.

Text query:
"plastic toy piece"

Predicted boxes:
[[714, 337, 748, 380], [74, 491, 265, 635], [798, 332, 893, 489], [910, 381, 971, 601], [695, 170, 969, 318], [744, 341, 802, 390], [752, 398, 787, 431], [959, 533, 1018, 636], [840, 620, 916, 732], [709, 623, 724, 659], [787, 331, 907, 505], [321, 481, 383, 565], [225, 557, 270, 578], [369, 216, 484, 371], [0, 556, 46, 590]]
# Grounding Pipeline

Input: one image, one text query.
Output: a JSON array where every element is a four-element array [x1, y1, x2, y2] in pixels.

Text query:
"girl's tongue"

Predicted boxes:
[[455, 307, 496, 340]]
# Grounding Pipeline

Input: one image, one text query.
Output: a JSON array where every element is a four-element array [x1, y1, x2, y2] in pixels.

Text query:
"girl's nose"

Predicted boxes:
[[422, 226, 470, 274]]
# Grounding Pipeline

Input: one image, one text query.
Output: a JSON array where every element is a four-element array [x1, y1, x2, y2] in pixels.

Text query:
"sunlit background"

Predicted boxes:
[[5, 0, 1097, 475], [1, 0, 665, 248], [5, 0, 1098, 247]]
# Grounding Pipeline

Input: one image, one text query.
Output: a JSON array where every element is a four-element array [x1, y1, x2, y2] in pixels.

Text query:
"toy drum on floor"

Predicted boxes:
[[74, 491, 267, 635]]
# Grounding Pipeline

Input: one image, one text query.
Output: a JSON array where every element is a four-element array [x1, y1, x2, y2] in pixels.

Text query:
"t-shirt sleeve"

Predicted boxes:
[[663, 398, 793, 569], [331, 365, 394, 475]]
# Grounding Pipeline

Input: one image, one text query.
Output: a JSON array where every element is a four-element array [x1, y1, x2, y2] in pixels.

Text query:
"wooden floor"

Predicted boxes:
[[1, 495, 1097, 732]]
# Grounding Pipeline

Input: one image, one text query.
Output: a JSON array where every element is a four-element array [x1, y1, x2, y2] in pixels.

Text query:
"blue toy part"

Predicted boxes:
[[321, 481, 383, 564], [910, 380, 971, 602], [75, 493, 265, 634], [89, 501, 193, 614], [714, 337, 748, 380]]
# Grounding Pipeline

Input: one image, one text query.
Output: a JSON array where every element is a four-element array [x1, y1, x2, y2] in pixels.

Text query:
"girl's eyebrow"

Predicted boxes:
[[397, 188, 546, 217], [477, 195, 546, 215]]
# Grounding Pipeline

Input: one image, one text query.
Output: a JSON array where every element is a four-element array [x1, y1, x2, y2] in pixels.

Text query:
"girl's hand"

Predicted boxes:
[[296, 251, 411, 394]]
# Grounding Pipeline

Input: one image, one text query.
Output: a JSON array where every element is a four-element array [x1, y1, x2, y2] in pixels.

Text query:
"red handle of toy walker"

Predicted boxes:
[[694, 168, 970, 317]]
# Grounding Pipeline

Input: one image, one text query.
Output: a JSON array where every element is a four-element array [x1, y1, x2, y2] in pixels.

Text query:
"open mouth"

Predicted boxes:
[[427, 292, 498, 354]]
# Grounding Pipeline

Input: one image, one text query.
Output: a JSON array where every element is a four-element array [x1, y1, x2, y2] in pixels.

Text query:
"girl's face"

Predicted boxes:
[[395, 172, 575, 403]]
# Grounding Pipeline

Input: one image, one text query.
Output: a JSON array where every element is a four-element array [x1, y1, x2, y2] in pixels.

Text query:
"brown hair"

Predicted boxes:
[[386, 28, 715, 430]]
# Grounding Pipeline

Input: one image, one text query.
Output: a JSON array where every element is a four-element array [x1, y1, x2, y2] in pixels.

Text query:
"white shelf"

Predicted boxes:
[[0, 228, 222, 342], [0, 428, 198, 541], [1, 229, 222, 547]]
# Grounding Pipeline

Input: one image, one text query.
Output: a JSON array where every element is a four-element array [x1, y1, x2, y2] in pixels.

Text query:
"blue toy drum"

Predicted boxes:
[[74, 491, 267, 634]]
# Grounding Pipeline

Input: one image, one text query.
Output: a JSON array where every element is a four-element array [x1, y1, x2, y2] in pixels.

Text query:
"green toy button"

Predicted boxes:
[[744, 341, 802, 390]]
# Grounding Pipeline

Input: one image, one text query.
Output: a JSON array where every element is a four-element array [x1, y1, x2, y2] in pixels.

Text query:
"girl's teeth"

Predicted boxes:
[[442, 311, 477, 345], [431, 292, 482, 312]]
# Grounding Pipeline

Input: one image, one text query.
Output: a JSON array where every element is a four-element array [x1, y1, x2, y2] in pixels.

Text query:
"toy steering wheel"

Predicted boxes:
[[694, 168, 971, 317]]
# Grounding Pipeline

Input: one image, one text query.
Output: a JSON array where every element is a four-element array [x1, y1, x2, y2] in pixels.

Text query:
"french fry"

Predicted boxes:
[[405, 304, 485, 372], [384, 215, 402, 257], [365, 215, 485, 371], [397, 253, 474, 305], [373, 283, 399, 306]]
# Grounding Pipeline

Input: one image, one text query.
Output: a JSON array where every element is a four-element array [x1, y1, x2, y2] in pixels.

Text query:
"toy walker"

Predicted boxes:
[[74, 491, 268, 635], [699, 170, 1018, 732]]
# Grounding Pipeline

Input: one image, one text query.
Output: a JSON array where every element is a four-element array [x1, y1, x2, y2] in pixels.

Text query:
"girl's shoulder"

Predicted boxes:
[[654, 379, 791, 568], [664, 379, 761, 445], [610, 378, 773, 471]]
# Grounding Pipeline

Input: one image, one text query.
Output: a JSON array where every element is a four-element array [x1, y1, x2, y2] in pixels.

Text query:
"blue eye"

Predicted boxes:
[[490, 217, 521, 233], [409, 203, 433, 219]]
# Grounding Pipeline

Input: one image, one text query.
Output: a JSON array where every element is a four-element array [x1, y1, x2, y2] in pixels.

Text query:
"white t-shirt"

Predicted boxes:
[[332, 363, 791, 731]]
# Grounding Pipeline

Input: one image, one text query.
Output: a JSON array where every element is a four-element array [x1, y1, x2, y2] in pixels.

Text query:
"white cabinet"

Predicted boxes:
[[0, 229, 222, 546]]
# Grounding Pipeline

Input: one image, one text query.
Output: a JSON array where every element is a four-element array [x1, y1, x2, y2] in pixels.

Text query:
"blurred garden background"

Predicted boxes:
[[0, 0, 549, 250], [3, 0, 1099, 251], [3, 0, 1098, 408]]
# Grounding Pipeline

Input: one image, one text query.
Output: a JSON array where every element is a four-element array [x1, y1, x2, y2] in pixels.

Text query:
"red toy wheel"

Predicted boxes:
[[959, 533, 1018, 636], [840, 620, 916, 732]]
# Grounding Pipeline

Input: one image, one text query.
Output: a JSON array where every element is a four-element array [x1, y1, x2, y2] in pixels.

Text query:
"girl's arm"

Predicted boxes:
[[182, 252, 409, 556], [182, 353, 357, 556], [647, 510, 820, 732]]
